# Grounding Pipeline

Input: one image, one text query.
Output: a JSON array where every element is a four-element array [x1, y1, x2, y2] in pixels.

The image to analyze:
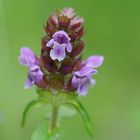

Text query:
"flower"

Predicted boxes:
[[18, 47, 43, 89], [72, 56, 104, 96], [50, 42, 66, 62], [46, 30, 72, 61], [18, 47, 37, 66], [24, 65, 43, 89]]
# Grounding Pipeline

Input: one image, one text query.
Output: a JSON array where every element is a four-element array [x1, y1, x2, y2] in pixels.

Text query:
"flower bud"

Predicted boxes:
[[35, 75, 48, 88], [58, 16, 70, 28], [69, 40, 84, 57], [60, 58, 76, 75], [39, 55, 57, 73], [44, 21, 58, 36]]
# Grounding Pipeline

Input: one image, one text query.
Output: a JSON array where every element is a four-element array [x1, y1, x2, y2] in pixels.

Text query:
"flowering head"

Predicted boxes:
[[18, 8, 104, 96]]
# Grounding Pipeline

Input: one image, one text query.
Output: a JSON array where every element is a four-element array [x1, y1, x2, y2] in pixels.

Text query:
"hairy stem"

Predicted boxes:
[[51, 104, 59, 131]]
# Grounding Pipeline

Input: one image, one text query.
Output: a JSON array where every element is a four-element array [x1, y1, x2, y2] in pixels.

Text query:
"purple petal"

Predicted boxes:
[[18, 55, 28, 66], [53, 30, 69, 39], [29, 65, 39, 71], [24, 75, 34, 89], [29, 65, 43, 81], [20, 47, 34, 57], [71, 76, 78, 88], [66, 42, 72, 52], [18, 47, 36, 66], [53, 30, 70, 44], [75, 67, 97, 77], [50, 42, 66, 62], [46, 39, 54, 47], [78, 84, 88, 96], [34, 70, 43, 81], [76, 76, 89, 96], [77, 78, 95, 96], [85, 55, 104, 68], [88, 78, 96, 86]]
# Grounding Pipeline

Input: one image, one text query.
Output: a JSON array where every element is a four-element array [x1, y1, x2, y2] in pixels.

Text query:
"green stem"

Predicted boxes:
[[51, 104, 59, 131]]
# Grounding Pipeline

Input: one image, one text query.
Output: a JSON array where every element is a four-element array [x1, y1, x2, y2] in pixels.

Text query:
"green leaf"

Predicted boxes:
[[75, 99, 94, 137], [64, 99, 93, 137], [21, 99, 46, 127], [31, 121, 62, 140]]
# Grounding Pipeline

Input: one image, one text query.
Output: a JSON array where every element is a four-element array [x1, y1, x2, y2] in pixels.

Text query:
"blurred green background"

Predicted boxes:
[[0, 0, 140, 139]]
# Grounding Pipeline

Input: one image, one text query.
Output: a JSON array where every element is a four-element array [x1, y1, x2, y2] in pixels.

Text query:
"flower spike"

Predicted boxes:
[[19, 8, 103, 95]]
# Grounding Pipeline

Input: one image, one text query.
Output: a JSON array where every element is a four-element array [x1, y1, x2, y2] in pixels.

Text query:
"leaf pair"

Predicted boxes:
[[21, 91, 94, 139]]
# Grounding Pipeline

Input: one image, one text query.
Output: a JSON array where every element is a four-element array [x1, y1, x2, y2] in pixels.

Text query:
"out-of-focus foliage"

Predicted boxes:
[[0, 0, 140, 140]]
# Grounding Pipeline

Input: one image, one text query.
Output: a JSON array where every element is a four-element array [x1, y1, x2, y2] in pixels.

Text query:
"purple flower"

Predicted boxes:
[[50, 42, 66, 62], [72, 55, 104, 96], [24, 74, 35, 89], [24, 65, 43, 89], [46, 30, 72, 61], [18, 47, 37, 66], [72, 75, 96, 96], [18, 47, 43, 89]]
